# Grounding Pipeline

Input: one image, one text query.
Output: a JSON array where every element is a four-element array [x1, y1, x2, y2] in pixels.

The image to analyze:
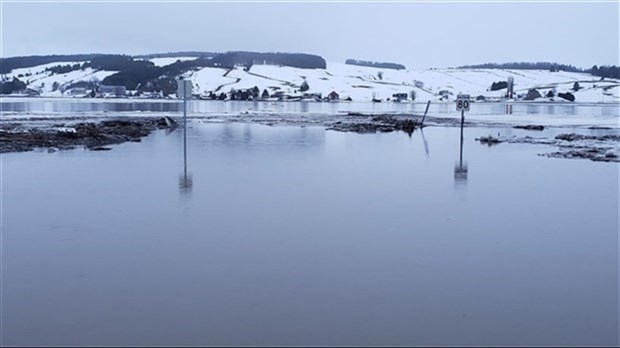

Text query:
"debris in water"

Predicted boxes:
[[514, 125, 545, 131], [476, 135, 502, 145]]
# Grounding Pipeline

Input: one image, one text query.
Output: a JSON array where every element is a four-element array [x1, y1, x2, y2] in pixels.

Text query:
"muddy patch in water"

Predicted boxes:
[[0, 117, 177, 153], [475, 133, 620, 162]]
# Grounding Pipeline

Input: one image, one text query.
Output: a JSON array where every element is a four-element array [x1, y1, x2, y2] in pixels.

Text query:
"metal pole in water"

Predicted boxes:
[[421, 100, 431, 126], [183, 83, 187, 176], [459, 110, 464, 167], [454, 94, 469, 182]]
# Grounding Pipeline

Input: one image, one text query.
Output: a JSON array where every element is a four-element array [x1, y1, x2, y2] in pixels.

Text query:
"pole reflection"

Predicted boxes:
[[420, 127, 430, 158], [179, 121, 193, 197], [454, 115, 468, 183]]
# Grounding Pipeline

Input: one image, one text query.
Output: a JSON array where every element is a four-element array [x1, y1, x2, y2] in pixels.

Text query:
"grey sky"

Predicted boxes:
[[2, 1, 618, 69]]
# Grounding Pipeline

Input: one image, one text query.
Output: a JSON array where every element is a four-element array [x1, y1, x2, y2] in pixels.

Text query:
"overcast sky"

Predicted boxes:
[[2, 1, 618, 69]]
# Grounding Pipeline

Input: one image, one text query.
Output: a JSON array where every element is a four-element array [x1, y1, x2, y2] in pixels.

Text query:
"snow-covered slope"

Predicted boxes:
[[146, 56, 197, 67], [5, 57, 619, 103], [4, 61, 117, 97], [188, 61, 619, 103], [28, 69, 117, 97]]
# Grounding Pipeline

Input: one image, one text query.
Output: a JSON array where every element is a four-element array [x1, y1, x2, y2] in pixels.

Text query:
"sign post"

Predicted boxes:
[[177, 78, 192, 131], [456, 94, 470, 121], [421, 100, 431, 126], [455, 94, 470, 181], [177, 78, 193, 194], [455, 94, 470, 164]]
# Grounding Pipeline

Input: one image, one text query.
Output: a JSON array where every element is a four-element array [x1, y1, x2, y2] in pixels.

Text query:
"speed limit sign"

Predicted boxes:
[[456, 94, 471, 112]]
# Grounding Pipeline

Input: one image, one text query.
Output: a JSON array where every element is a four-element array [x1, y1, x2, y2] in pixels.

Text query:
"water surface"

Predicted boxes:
[[2, 122, 618, 346], [2, 98, 618, 127]]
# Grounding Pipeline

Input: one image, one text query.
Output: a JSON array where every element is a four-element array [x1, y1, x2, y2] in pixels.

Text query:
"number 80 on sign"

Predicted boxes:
[[456, 94, 470, 112]]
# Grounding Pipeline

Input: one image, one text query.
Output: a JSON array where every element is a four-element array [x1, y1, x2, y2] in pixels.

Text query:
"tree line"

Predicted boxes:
[[458, 62, 582, 72], [0, 54, 103, 74], [590, 65, 620, 79], [133, 51, 216, 60], [457, 61, 620, 79], [211, 51, 326, 69], [1, 51, 326, 75], [345, 59, 406, 70]]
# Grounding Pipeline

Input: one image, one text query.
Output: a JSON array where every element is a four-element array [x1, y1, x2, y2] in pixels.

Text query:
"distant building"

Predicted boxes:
[[140, 91, 163, 99], [272, 91, 286, 100], [302, 92, 322, 101], [392, 93, 408, 102], [99, 85, 126, 98], [285, 95, 303, 101], [67, 87, 87, 97], [24, 88, 40, 97], [327, 91, 339, 101], [438, 89, 451, 101], [506, 76, 514, 99]]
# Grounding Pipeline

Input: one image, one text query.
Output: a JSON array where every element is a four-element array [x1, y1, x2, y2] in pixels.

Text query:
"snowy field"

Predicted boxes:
[[188, 61, 620, 103], [5, 58, 619, 103], [145, 56, 198, 67]]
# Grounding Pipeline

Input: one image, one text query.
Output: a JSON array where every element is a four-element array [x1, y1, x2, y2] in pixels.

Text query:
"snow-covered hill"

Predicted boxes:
[[4, 58, 619, 103], [188, 62, 619, 103], [3, 61, 117, 97]]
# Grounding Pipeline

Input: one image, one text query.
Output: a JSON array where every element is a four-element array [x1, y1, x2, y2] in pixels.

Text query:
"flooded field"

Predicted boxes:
[[2, 98, 619, 128], [2, 122, 618, 346]]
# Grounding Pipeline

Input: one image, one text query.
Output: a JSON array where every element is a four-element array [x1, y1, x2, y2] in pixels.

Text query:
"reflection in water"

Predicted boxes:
[[179, 123, 193, 196], [454, 116, 468, 183], [3, 122, 617, 346], [602, 104, 620, 116], [179, 169, 193, 196], [300, 101, 310, 113], [560, 105, 576, 116], [243, 124, 252, 144], [526, 104, 541, 114], [194, 121, 325, 149], [222, 123, 235, 142], [1, 99, 617, 123], [420, 128, 430, 158]]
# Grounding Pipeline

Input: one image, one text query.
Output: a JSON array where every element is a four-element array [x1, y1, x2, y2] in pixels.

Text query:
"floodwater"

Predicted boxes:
[[1, 97, 618, 121], [2, 121, 618, 346]]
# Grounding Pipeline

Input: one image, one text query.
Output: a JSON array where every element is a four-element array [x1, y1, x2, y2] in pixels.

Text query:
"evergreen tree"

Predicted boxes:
[[299, 80, 310, 92], [591, 65, 599, 76], [0, 77, 27, 94]]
